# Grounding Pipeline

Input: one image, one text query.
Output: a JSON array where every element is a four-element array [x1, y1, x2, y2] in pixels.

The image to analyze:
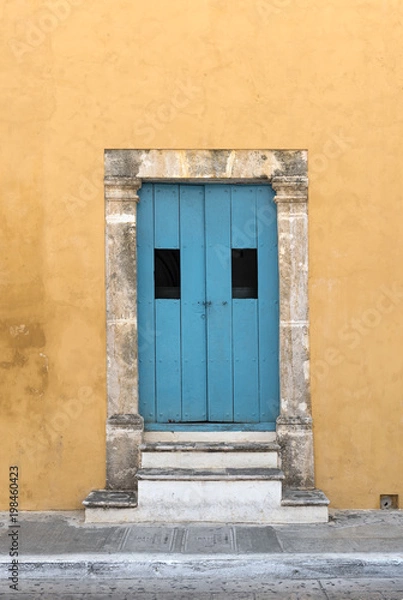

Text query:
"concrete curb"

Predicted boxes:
[[1, 553, 403, 581]]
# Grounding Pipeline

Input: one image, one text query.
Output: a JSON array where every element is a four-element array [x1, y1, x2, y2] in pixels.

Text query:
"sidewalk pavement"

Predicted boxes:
[[0, 510, 402, 597]]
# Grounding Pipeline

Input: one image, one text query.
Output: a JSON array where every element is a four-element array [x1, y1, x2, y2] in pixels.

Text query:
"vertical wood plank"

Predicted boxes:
[[153, 184, 182, 422], [205, 184, 233, 422], [231, 186, 259, 422], [231, 185, 257, 248], [137, 183, 156, 423], [154, 184, 180, 248], [257, 185, 279, 423], [180, 185, 207, 421], [155, 300, 182, 422], [233, 299, 259, 422]]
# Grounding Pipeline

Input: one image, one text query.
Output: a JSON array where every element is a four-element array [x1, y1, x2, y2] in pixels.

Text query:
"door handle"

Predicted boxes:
[[202, 301, 212, 307]]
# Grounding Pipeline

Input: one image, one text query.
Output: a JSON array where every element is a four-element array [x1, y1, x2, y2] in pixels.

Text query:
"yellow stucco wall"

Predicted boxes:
[[1, 0, 402, 510]]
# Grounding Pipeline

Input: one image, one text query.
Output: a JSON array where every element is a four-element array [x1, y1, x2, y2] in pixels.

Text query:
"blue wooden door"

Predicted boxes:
[[137, 183, 279, 431]]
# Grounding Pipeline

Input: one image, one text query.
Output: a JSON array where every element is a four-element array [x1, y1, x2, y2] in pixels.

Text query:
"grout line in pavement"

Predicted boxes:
[[318, 579, 331, 600]]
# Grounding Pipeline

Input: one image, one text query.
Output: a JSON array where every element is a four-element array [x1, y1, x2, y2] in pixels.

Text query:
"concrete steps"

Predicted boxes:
[[84, 438, 329, 524], [134, 465, 284, 523], [140, 442, 280, 469], [133, 442, 285, 523]]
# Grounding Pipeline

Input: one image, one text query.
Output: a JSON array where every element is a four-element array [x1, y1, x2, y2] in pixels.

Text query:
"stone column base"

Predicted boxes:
[[276, 416, 315, 489], [106, 414, 144, 490]]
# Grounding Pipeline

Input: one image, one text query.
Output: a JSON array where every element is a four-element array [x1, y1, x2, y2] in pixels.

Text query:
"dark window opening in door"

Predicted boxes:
[[155, 249, 180, 299], [232, 249, 258, 298]]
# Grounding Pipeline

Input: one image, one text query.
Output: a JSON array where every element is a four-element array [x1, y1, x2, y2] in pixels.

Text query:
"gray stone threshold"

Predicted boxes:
[[140, 442, 281, 452], [137, 467, 285, 480]]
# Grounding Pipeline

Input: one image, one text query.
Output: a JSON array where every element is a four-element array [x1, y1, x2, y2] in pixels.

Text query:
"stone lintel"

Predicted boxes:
[[105, 149, 307, 181]]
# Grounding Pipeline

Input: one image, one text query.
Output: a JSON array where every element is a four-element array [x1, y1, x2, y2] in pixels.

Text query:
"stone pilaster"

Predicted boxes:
[[272, 176, 315, 489], [105, 177, 144, 490]]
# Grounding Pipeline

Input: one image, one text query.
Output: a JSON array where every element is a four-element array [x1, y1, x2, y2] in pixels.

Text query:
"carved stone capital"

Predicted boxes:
[[105, 177, 142, 202], [272, 176, 308, 203]]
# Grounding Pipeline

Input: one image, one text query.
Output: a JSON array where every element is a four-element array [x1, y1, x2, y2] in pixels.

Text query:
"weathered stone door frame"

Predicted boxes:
[[104, 150, 314, 491]]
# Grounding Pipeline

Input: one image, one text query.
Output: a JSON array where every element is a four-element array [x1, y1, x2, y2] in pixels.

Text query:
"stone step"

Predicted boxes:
[[131, 467, 285, 523], [83, 481, 330, 525], [281, 488, 330, 507], [83, 490, 138, 509], [143, 431, 277, 443], [140, 442, 280, 469], [137, 467, 284, 480]]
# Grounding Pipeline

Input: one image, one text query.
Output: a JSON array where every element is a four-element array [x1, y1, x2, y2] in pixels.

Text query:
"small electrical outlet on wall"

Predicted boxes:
[[380, 494, 399, 509]]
